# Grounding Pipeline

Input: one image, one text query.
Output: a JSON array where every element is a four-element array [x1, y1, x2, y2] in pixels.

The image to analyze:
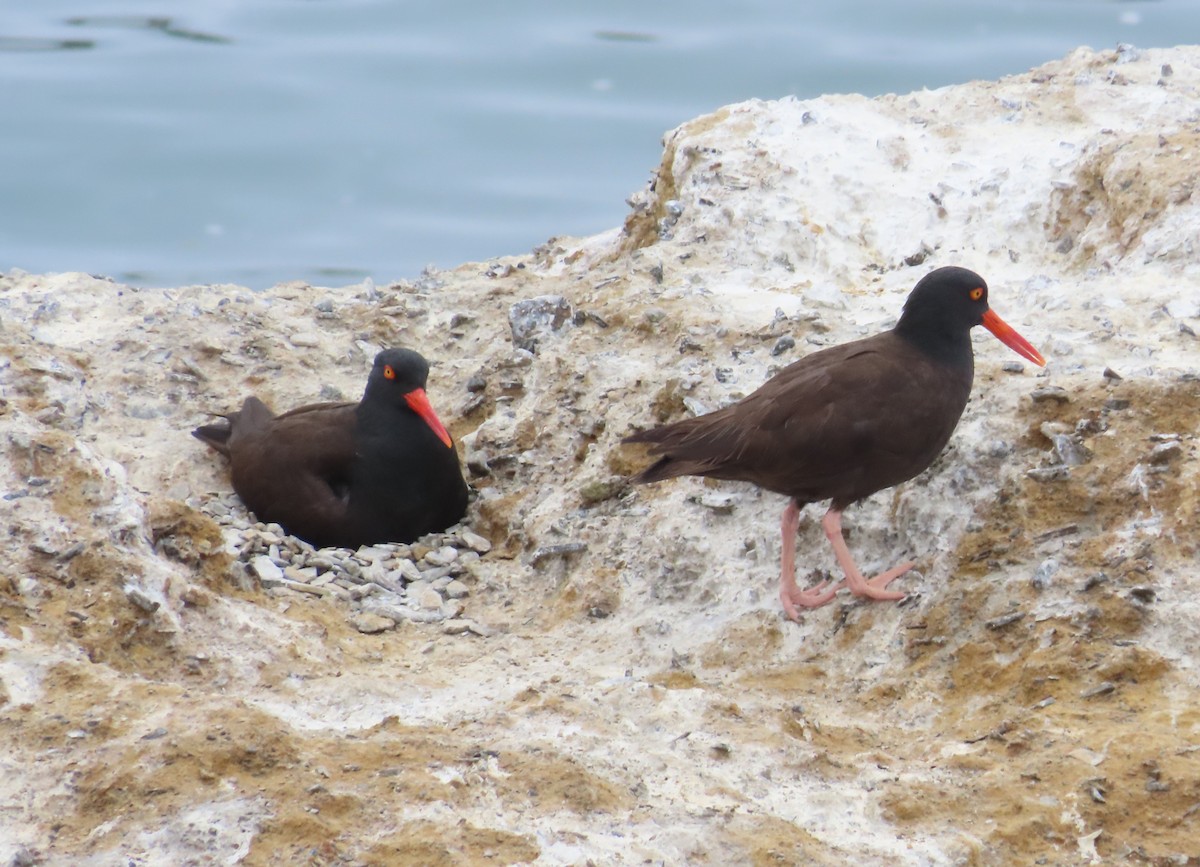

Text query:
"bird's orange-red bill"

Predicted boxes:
[[981, 309, 1046, 367], [404, 388, 454, 448]]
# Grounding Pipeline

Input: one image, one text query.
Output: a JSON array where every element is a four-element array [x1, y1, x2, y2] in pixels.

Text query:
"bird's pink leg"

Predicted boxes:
[[778, 500, 844, 619], [821, 508, 912, 600]]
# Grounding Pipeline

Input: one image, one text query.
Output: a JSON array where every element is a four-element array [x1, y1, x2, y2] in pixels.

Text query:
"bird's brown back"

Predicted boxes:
[[626, 331, 973, 508]]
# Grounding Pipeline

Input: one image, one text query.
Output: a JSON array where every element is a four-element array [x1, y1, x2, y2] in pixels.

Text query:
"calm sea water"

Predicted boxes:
[[3, 1, 1198, 289]]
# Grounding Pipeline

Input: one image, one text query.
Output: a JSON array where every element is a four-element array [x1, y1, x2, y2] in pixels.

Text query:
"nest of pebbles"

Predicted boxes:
[[193, 492, 494, 636]]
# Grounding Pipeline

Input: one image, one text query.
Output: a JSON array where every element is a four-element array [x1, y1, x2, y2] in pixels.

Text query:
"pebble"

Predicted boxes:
[[529, 542, 588, 566], [771, 335, 795, 356], [461, 531, 492, 553], [393, 559, 423, 582], [1031, 558, 1060, 591], [415, 586, 444, 610], [125, 585, 161, 614], [444, 618, 496, 638], [509, 295, 572, 353], [250, 555, 284, 585], [694, 493, 735, 514], [424, 545, 458, 567], [1030, 386, 1070, 404], [1148, 441, 1182, 464], [289, 332, 321, 348], [285, 565, 319, 583], [198, 493, 489, 634], [351, 613, 396, 634], [1027, 466, 1071, 482]]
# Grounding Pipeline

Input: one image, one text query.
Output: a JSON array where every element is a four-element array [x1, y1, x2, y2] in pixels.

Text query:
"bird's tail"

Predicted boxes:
[[623, 427, 686, 484], [192, 418, 232, 456]]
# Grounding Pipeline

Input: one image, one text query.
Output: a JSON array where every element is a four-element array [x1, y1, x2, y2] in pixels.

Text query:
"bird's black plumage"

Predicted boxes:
[[193, 348, 468, 548], [625, 267, 1045, 619]]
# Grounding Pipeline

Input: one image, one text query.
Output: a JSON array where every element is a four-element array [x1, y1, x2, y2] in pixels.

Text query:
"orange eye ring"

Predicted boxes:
[[383, 365, 396, 380], [969, 287, 984, 301]]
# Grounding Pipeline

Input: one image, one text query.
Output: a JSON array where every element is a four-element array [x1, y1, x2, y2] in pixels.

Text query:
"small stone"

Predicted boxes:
[[289, 332, 321, 348], [442, 619, 474, 635], [125, 585, 161, 613], [460, 530, 492, 554], [1031, 558, 1059, 591], [361, 600, 444, 624], [250, 555, 285, 585], [985, 611, 1025, 630], [281, 579, 330, 597], [509, 295, 572, 353], [1002, 360, 1025, 374], [444, 579, 470, 599], [529, 542, 588, 565], [351, 613, 396, 634], [1051, 434, 1093, 467], [1081, 681, 1116, 699], [1027, 466, 1070, 482], [771, 335, 795, 356], [355, 545, 389, 564], [392, 559, 422, 582], [372, 570, 407, 594], [416, 586, 444, 610], [418, 565, 454, 582], [284, 565, 319, 583], [181, 586, 212, 607], [1148, 441, 1182, 465], [1129, 586, 1156, 605], [694, 493, 735, 514], [1030, 386, 1070, 404], [580, 479, 622, 505], [423, 546, 458, 567]]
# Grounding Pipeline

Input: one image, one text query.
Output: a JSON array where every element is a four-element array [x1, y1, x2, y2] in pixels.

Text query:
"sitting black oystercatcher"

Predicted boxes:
[[193, 348, 468, 549], [624, 266, 1046, 621]]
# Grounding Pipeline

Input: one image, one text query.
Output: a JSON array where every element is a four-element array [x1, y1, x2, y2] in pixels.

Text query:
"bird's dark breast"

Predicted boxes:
[[342, 406, 469, 546], [783, 346, 974, 508]]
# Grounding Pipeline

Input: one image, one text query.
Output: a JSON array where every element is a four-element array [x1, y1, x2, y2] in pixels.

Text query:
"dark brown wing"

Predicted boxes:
[[626, 331, 973, 506], [223, 400, 360, 540]]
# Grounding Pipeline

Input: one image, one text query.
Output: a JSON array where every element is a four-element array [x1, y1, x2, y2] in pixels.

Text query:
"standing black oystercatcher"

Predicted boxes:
[[624, 267, 1045, 621], [193, 347, 468, 548]]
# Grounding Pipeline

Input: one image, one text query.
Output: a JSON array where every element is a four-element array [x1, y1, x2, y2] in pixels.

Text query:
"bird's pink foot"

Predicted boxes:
[[779, 576, 846, 620], [822, 508, 914, 602], [863, 561, 915, 594]]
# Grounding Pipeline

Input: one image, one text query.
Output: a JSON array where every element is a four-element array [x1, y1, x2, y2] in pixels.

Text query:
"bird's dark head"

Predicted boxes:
[[897, 267, 1045, 366], [899, 266, 991, 330], [365, 348, 454, 447], [367, 347, 430, 394]]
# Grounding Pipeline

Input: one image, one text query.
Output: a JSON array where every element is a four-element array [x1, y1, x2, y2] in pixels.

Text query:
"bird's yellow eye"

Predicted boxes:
[[969, 287, 984, 301], [383, 365, 396, 380]]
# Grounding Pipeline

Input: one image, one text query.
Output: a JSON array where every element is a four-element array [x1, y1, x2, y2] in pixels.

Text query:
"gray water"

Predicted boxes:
[[3, 1, 1198, 289]]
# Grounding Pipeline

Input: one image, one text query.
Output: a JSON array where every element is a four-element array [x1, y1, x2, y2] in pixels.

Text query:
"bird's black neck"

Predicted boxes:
[[893, 316, 975, 370]]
